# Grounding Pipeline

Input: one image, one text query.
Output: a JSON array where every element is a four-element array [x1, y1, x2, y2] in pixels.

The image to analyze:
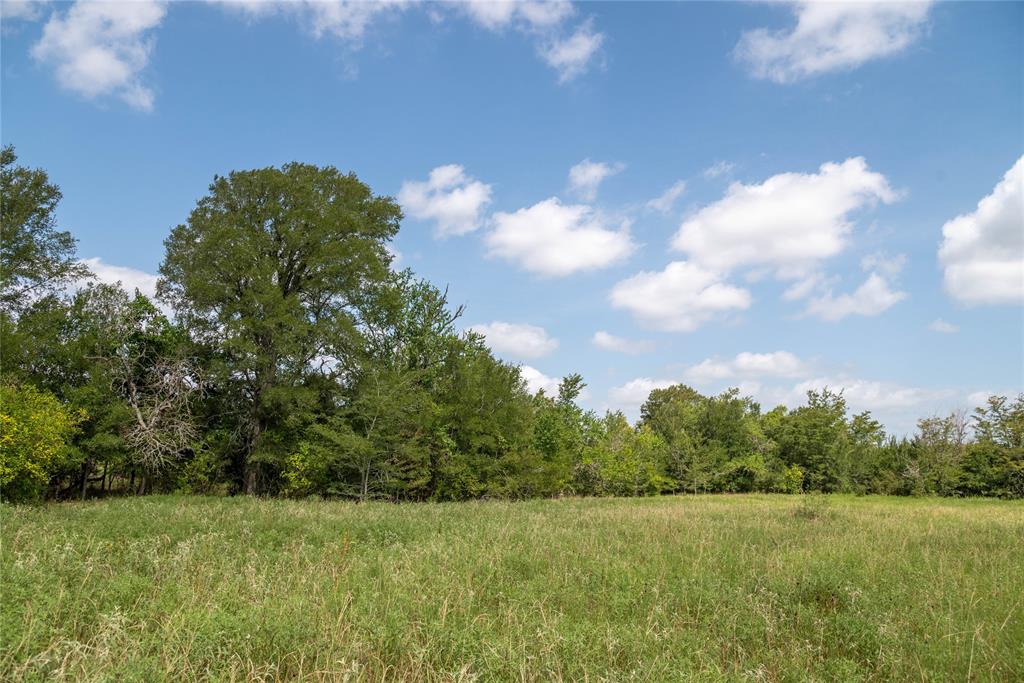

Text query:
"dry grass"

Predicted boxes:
[[2, 494, 1023, 681]]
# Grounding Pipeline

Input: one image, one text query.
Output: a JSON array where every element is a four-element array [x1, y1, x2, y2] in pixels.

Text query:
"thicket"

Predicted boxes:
[[2, 147, 1021, 502]]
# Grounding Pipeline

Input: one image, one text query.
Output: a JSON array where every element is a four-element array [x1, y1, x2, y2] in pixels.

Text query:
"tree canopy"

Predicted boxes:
[[2, 149, 1021, 503]]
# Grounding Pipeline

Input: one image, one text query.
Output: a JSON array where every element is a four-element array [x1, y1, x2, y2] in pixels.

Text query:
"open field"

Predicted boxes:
[[2, 495, 1023, 682]]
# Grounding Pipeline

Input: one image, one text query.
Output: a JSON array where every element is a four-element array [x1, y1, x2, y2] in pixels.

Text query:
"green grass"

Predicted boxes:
[[2, 495, 1023, 681]]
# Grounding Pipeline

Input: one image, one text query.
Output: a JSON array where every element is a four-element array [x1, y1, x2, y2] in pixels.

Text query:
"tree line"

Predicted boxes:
[[2, 147, 1021, 503]]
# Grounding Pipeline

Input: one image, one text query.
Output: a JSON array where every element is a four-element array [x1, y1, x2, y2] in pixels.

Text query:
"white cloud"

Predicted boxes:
[[486, 197, 635, 277], [802, 251, 907, 321], [217, 1, 601, 84], [792, 376, 953, 412], [520, 364, 560, 396], [928, 318, 958, 334], [591, 330, 654, 355], [735, 1, 933, 83], [673, 157, 898, 277], [31, 0, 166, 111], [966, 390, 1009, 408], [459, 0, 574, 33], [607, 377, 675, 416], [468, 321, 558, 359], [646, 180, 687, 213], [1, 0, 47, 22], [398, 164, 492, 237], [568, 158, 623, 201], [684, 351, 810, 384], [938, 155, 1024, 305], [539, 19, 604, 82], [703, 161, 735, 179], [782, 272, 828, 301], [610, 261, 751, 332], [803, 272, 906, 321], [860, 251, 906, 278], [213, 0, 405, 42], [80, 257, 159, 299]]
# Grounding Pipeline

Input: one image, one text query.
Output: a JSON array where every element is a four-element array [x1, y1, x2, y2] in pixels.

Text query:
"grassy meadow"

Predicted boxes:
[[2, 494, 1022, 682]]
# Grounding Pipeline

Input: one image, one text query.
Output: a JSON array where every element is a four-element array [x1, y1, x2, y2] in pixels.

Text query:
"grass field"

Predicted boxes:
[[2, 495, 1022, 682]]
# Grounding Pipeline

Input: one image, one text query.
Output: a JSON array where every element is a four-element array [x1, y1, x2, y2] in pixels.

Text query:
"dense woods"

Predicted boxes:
[[2, 148, 1022, 503]]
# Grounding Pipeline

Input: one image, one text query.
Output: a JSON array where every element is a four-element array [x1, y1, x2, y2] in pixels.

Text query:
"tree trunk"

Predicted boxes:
[[243, 463, 259, 495], [361, 464, 370, 503], [80, 463, 88, 501]]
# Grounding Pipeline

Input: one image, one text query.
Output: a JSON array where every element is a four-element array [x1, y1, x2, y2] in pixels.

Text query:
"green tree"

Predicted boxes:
[[775, 389, 850, 492], [914, 410, 969, 495], [639, 384, 707, 492], [287, 365, 432, 500], [973, 395, 1024, 449], [1, 285, 148, 497], [158, 163, 401, 493], [847, 411, 886, 493], [0, 146, 89, 315], [579, 413, 670, 497]]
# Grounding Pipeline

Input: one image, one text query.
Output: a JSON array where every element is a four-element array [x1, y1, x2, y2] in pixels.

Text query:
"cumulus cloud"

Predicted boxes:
[[468, 321, 558, 359], [80, 257, 159, 299], [938, 155, 1024, 305], [928, 318, 959, 334], [673, 157, 898, 278], [735, 1, 933, 83], [646, 180, 687, 214], [457, 1, 603, 82], [519, 364, 560, 396], [539, 19, 604, 82], [31, 0, 167, 111], [398, 164, 493, 237], [607, 377, 675, 416], [609, 261, 751, 332], [486, 198, 635, 277], [568, 158, 623, 201], [802, 252, 907, 321], [803, 272, 906, 321], [684, 351, 810, 384], [29, 1, 602, 110], [591, 331, 654, 355]]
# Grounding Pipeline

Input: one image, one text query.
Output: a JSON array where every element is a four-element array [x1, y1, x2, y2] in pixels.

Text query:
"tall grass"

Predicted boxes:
[[2, 494, 1022, 681]]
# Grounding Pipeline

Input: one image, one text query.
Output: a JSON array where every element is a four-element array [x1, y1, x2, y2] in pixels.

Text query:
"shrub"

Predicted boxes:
[[0, 383, 82, 502]]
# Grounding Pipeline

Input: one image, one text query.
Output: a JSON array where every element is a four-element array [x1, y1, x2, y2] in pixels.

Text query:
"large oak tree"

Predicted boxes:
[[158, 163, 401, 493]]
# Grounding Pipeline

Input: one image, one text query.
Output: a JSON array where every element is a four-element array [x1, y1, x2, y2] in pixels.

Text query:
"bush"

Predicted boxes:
[[0, 383, 82, 502]]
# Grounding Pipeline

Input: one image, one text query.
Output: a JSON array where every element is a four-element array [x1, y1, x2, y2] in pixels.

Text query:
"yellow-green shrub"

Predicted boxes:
[[0, 383, 82, 502]]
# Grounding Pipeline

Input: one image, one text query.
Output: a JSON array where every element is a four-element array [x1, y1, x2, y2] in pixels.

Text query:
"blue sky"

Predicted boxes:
[[2, 0, 1022, 434]]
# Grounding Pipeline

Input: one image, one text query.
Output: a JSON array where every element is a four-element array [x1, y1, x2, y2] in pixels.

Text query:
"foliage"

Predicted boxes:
[[0, 383, 82, 501], [1, 148, 1020, 502], [158, 162, 402, 493], [0, 146, 90, 316]]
